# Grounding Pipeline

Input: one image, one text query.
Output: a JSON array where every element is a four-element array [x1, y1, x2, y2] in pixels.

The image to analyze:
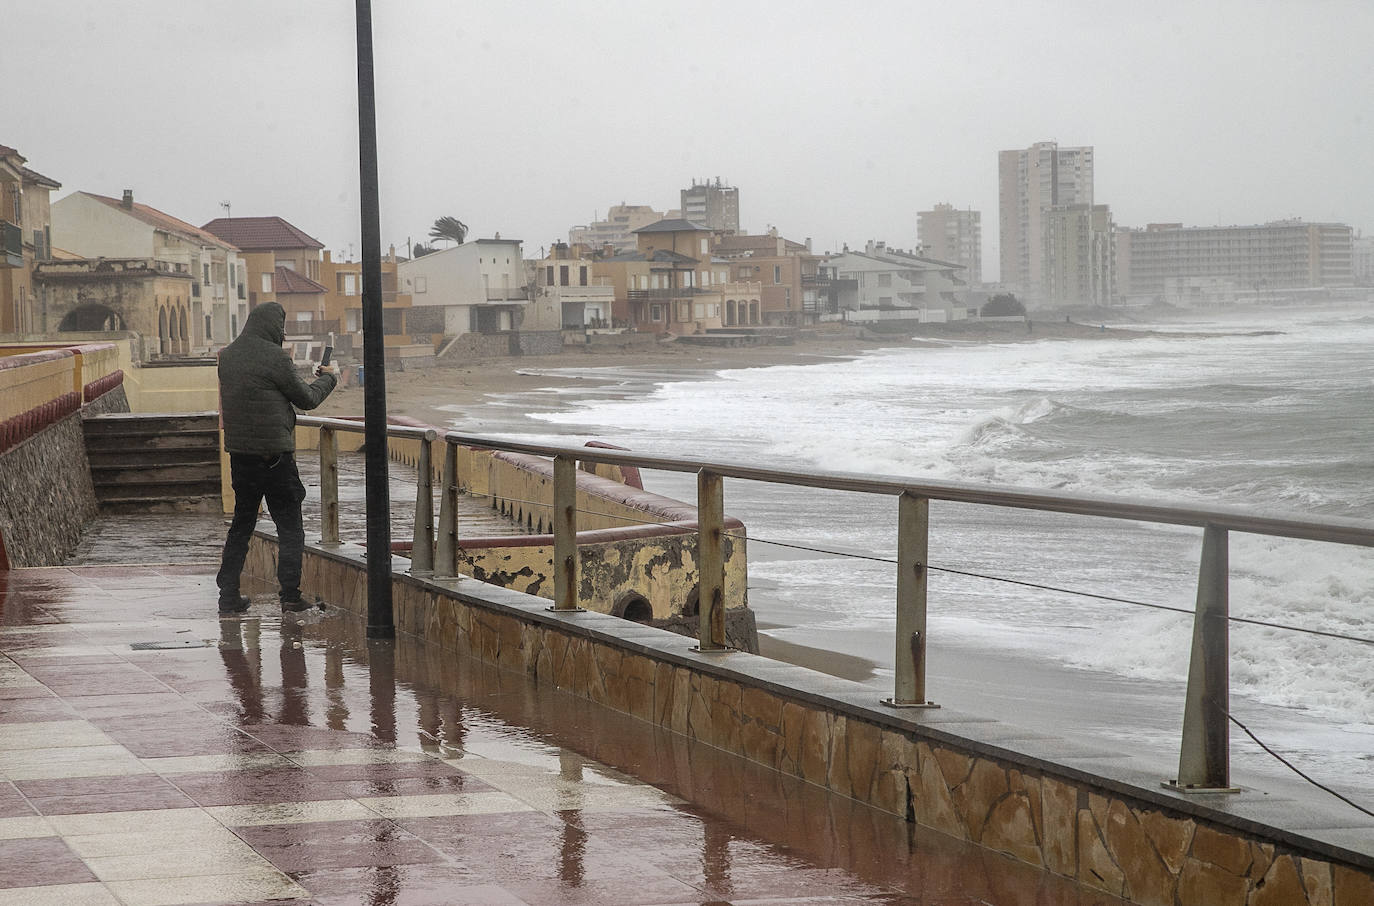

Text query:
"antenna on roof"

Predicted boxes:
[[220, 201, 231, 218]]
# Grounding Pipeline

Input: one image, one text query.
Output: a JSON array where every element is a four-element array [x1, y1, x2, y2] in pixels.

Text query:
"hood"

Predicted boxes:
[[242, 301, 286, 346]]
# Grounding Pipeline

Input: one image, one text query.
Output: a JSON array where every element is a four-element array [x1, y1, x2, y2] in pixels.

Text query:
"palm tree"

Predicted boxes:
[[429, 216, 468, 246]]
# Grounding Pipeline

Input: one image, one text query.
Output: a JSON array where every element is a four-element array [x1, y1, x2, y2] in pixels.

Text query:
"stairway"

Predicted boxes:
[[83, 412, 222, 512]]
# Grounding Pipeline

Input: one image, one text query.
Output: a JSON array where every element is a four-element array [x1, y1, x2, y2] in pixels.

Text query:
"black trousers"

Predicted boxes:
[[217, 452, 306, 602]]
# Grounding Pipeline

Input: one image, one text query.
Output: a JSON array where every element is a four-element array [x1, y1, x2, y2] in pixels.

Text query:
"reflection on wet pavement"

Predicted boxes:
[[0, 565, 1126, 905]]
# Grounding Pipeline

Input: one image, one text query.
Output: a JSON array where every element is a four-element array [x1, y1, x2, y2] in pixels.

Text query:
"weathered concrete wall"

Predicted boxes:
[[0, 413, 98, 567], [246, 536, 1374, 906], [440, 332, 511, 360]]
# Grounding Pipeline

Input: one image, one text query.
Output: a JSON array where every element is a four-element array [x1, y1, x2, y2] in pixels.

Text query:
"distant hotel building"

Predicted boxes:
[[1042, 204, 1115, 307], [917, 203, 981, 285], [1116, 221, 1355, 300], [998, 141, 1094, 298], [681, 178, 739, 234], [569, 204, 669, 254]]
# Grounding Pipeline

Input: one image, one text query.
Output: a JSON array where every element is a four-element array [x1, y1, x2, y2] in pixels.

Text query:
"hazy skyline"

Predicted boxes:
[[4, 1, 1371, 279]]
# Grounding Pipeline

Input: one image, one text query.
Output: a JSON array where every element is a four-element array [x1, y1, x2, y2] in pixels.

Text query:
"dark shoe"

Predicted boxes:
[[280, 598, 311, 613], [218, 595, 251, 615]]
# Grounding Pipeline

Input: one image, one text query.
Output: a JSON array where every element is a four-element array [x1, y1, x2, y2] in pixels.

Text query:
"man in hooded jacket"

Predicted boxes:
[[216, 302, 338, 614]]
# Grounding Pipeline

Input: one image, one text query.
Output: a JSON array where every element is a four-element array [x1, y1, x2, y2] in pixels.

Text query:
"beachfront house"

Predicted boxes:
[[824, 241, 970, 326], [396, 236, 533, 337]]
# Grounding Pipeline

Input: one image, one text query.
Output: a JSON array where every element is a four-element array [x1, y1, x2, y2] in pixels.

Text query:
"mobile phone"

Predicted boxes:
[[320, 346, 333, 366]]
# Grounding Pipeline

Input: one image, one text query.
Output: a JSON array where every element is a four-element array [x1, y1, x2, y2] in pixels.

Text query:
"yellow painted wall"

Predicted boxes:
[[0, 351, 74, 420]]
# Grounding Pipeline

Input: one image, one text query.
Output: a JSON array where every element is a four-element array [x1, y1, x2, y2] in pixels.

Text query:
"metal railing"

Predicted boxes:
[[297, 415, 1374, 793]]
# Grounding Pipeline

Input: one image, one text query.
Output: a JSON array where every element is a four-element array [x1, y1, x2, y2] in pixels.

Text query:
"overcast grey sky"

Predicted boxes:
[[4, 1, 1371, 279]]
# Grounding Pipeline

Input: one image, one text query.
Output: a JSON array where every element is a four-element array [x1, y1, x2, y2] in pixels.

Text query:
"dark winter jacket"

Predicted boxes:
[[219, 302, 336, 455]]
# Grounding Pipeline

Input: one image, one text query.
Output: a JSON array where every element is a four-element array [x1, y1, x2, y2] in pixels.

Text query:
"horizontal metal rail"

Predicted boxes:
[[298, 415, 1374, 790]]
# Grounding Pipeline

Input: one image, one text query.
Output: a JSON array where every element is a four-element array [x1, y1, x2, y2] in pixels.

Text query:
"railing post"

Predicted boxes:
[[1171, 524, 1236, 791], [319, 426, 339, 545], [434, 440, 459, 578], [696, 469, 727, 651], [550, 454, 583, 612], [410, 431, 435, 575], [886, 492, 938, 708]]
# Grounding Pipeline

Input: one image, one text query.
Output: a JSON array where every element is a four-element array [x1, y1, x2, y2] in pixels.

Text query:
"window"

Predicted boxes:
[[650, 304, 663, 321], [205, 314, 212, 339], [261, 272, 273, 293], [579, 266, 588, 286], [545, 265, 554, 285], [700, 238, 708, 255], [414, 276, 427, 293], [677, 301, 691, 321], [878, 273, 892, 287], [343, 274, 358, 296], [203, 263, 211, 283], [560, 265, 569, 286], [773, 265, 782, 284]]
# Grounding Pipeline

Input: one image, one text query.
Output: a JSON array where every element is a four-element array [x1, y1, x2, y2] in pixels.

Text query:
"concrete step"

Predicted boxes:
[[91, 463, 221, 486], [95, 479, 222, 502], [85, 432, 219, 452], [83, 412, 219, 437], [88, 448, 219, 467]]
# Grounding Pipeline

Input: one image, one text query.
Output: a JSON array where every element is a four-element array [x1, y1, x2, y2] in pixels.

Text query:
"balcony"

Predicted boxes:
[[2, 220, 22, 268], [284, 318, 341, 338], [484, 287, 528, 302], [626, 287, 706, 301]]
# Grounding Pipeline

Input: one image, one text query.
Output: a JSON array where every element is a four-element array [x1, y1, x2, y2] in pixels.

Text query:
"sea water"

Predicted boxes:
[[443, 304, 1374, 797]]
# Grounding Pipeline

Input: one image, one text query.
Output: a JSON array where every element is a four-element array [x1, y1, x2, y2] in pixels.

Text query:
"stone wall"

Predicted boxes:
[[0, 413, 98, 567], [245, 536, 1374, 906], [513, 330, 563, 356], [440, 332, 512, 360]]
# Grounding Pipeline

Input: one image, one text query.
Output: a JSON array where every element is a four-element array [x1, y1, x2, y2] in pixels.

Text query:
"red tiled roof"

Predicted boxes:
[[274, 265, 326, 294], [85, 192, 237, 250], [202, 216, 324, 252]]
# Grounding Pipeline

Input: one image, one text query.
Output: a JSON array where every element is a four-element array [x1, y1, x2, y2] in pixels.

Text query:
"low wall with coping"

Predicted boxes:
[[0, 343, 127, 567], [245, 534, 1374, 906], [294, 420, 751, 628]]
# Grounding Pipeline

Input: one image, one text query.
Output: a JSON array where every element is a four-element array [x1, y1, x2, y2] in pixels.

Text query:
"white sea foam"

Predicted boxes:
[[523, 306, 1374, 731]]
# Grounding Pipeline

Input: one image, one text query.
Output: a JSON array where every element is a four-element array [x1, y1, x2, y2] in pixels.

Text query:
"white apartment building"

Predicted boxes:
[[998, 142, 1093, 297], [1116, 220, 1355, 300], [396, 237, 529, 336], [825, 241, 969, 323], [568, 204, 668, 253], [1353, 234, 1374, 287], [917, 203, 981, 285]]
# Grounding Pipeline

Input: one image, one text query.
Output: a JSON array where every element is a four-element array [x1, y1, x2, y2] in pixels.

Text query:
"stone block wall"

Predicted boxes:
[[0, 413, 98, 567], [513, 330, 563, 356], [246, 537, 1373, 906]]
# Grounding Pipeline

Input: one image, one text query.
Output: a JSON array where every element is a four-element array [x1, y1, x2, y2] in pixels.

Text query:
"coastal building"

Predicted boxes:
[[568, 204, 669, 254], [593, 219, 757, 334], [0, 143, 61, 335], [1115, 220, 1355, 301], [998, 141, 1093, 299], [917, 203, 981, 285], [712, 230, 839, 326], [1352, 233, 1373, 287], [531, 243, 615, 330], [48, 190, 241, 355], [680, 178, 739, 234], [395, 236, 529, 337], [1041, 203, 1115, 308], [824, 240, 969, 325]]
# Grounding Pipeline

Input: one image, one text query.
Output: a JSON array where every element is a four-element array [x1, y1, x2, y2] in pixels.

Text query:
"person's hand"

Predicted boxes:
[[315, 363, 339, 377]]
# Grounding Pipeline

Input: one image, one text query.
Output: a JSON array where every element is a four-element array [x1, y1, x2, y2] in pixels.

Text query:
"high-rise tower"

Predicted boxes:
[[998, 142, 1093, 295]]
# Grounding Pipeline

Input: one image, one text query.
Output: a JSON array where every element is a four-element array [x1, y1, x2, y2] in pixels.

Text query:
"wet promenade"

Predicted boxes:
[[0, 563, 1127, 905]]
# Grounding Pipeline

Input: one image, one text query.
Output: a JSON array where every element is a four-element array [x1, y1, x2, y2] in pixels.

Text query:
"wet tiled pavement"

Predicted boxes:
[[0, 564, 1126, 905]]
